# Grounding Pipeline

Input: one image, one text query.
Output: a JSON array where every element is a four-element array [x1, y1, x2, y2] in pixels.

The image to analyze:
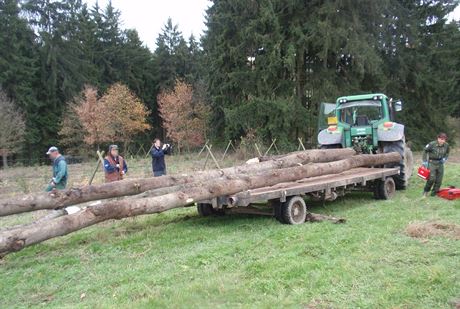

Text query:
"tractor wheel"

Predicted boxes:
[[383, 139, 413, 190], [320, 144, 342, 149], [281, 196, 307, 225], [197, 203, 225, 217], [375, 177, 396, 200]]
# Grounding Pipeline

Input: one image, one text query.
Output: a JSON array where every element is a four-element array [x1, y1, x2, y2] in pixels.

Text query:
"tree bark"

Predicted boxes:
[[0, 152, 400, 257], [2, 153, 7, 168], [0, 149, 356, 217]]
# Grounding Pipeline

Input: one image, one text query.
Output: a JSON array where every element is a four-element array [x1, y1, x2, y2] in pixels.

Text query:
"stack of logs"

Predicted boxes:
[[0, 149, 401, 257]]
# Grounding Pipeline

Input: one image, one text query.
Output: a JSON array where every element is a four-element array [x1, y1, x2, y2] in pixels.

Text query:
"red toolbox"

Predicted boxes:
[[417, 166, 430, 180]]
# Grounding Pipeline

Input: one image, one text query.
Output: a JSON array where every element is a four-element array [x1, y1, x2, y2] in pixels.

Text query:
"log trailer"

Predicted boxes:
[[196, 166, 400, 225]]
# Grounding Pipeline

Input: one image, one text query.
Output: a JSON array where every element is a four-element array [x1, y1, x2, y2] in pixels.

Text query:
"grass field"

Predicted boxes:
[[0, 152, 459, 308]]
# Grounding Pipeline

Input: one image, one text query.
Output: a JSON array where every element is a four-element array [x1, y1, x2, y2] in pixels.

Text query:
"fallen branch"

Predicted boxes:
[[306, 213, 345, 224]]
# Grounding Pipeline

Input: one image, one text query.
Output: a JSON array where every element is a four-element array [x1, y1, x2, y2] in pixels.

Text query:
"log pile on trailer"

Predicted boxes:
[[0, 149, 402, 257]]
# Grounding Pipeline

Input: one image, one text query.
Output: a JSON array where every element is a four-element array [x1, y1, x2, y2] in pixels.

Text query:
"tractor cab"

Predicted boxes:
[[317, 93, 412, 190], [318, 93, 404, 153]]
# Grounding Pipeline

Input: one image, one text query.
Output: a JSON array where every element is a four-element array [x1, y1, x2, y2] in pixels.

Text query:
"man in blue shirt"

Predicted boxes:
[[150, 138, 171, 176], [45, 146, 68, 191]]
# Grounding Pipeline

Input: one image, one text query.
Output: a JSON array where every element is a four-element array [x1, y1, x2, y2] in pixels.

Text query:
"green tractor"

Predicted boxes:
[[318, 93, 413, 189]]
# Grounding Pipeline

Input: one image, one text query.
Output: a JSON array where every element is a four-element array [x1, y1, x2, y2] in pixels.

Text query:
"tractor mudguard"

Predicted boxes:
[[377, 123, 405, 142], [318, 128, 343, 146]]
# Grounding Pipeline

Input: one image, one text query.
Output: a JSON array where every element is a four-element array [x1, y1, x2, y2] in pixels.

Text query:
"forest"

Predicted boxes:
[[0, 0, 459, 164]]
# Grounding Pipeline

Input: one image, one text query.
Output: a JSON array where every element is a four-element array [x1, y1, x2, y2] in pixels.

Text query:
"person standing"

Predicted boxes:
[[104, 145, 128, 182], [422, 133, 450, 197], [45, 146, 68, 192], [150, 138, 171, 177]]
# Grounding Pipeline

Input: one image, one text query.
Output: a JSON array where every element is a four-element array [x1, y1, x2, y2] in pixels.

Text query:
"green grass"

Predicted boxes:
[[1, 161, 459, 308]]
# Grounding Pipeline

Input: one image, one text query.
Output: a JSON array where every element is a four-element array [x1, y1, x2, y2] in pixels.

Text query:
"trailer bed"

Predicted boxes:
[[200, 167, 400, 208], [230, 167, 400, 206], [197, 167, 400, 223]]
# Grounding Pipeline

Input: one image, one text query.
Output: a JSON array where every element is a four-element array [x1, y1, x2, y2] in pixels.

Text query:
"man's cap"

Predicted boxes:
[[109, 144, 119, 151], [437, 132, 448, 140], [46, 146, 59, 155]]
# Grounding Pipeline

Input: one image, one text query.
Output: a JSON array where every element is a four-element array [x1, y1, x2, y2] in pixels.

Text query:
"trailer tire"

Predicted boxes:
[[281, 196, 307, 225], [377, 177, 396, 200], [197, 203, 224, 216]]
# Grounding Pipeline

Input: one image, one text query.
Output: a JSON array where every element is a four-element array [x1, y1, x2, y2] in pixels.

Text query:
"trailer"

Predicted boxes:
[[196, 167, 400, 224]]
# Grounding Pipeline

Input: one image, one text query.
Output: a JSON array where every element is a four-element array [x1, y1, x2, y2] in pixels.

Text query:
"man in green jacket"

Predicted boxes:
[[422, 133, 450, 197], [45, 146, 68, 192]]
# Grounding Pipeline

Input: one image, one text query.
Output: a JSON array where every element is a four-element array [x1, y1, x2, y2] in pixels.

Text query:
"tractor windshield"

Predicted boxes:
[[337, 100, 382, 126]]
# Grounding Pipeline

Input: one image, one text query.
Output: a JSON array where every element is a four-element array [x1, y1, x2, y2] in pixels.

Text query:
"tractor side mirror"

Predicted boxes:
[[394, 100, 403, 112]]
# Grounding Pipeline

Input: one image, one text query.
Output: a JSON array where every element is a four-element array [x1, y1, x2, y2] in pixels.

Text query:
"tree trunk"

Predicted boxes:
[[0, 149, 356, 217], [2, 153, 7, 168], [0, 153, 400, 257]]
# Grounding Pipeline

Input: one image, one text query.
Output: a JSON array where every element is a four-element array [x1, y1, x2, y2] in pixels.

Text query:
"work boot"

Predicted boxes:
[[430, 191, 437, 197], [422, 191, 429, 198]]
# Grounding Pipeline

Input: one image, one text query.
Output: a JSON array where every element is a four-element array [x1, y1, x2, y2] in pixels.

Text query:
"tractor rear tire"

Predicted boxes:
[[320, 144, 342, 149], [383, 140, 413, 190], [281, 196, 307, 225]]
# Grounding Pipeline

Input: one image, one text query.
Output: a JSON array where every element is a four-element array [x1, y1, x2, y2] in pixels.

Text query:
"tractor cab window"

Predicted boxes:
[[338, 100, 382, 126]]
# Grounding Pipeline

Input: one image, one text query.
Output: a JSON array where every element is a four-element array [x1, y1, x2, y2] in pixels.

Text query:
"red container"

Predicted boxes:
[[417, 166, 430, 180], [437, 187, 460, 200]]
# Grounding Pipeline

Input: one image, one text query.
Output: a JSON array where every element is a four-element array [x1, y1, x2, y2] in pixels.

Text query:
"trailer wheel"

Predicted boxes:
[[281, 196, 307, 225], [377, 177, 396, 200], [197, 203, 224, 217], [197, 203, 213, 216]]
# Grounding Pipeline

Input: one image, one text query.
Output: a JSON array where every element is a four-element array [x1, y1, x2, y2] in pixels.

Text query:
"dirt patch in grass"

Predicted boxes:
[[448, 298, 460, 309], [405, 221, 460, 240]]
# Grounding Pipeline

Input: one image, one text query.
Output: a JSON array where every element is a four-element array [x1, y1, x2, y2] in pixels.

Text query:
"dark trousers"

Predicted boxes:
[[424, 162, 444, 194], [153, 170, 166, 177]]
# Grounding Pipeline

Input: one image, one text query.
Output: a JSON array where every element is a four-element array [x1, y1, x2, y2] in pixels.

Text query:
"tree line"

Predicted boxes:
[[0, 0, 459, 164]]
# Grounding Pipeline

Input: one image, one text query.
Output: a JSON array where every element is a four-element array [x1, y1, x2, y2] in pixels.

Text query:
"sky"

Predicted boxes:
[[85, 0, 212, 51], [85, 0, 460, 51]]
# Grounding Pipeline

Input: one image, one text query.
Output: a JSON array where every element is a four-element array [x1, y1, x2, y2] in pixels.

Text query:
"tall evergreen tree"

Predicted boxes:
[[0, 0, 40, 158]]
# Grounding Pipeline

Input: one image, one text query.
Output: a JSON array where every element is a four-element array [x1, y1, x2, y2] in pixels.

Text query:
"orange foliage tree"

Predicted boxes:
[[100, 83, 151, 150], [157, 80, 209, 151], [60, 84, 151, 152]]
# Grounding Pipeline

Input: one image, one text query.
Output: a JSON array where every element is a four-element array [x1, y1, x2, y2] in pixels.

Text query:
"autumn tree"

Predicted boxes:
[[0, 90, 26, 167], [158, 80, 209, 151], [100, 83, 151, 150], [71, 85, 110, 148], [60, 83, 151, 152], [59, 98, 87, 155]]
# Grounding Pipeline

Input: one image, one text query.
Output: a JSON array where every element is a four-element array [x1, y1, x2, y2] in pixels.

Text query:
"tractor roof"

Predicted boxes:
[[336, 93, 387, 103]]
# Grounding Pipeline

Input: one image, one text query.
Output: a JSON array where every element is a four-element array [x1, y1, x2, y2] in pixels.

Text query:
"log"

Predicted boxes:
[[0, 149, 356, 217], [305, 213, 345, 224], [0, 153, 400, 257]]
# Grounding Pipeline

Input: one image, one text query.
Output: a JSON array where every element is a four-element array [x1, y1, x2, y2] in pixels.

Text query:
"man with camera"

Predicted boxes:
[[150, 138, 171, 177]]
